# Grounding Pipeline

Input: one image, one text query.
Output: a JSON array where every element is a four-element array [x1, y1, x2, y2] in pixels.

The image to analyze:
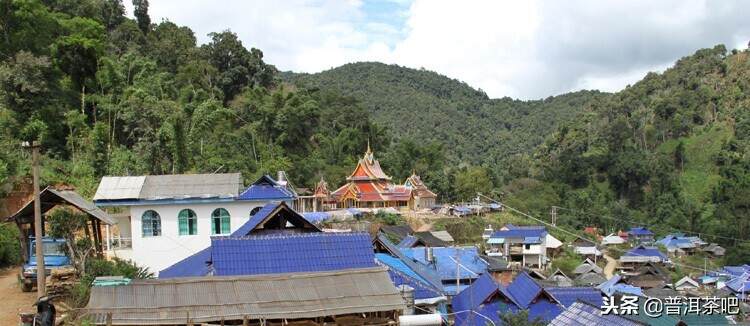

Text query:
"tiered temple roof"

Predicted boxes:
[[331, 145, 412, 204]]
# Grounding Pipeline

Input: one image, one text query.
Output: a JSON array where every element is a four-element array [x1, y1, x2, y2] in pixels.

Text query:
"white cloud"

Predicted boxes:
[[129, 0, 750, 99]]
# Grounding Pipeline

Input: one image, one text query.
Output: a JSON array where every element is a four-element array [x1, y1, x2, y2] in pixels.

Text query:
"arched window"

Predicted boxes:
[[142, 210, 161, 237], [211, 208, 231, 235], [178, 209, 197, 236]]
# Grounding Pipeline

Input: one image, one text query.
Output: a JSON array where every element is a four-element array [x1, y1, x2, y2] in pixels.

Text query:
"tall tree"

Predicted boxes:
[[132, 0, 150, 34]]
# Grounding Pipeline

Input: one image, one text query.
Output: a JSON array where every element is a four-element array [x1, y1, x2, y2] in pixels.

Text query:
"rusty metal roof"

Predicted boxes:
[[83, 267, 405, 325], [6, 187, 115, 225]]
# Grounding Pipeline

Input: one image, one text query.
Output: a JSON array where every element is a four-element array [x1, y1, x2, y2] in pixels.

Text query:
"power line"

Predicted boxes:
[[553, 205, 750, 245], [476, 193, 716, 273]]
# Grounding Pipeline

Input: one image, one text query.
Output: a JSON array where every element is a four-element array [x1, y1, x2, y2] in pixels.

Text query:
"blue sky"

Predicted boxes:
[[131, 0, 750, 100]]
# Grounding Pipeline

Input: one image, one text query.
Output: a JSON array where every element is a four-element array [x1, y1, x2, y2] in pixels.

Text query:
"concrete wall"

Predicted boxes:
[[126, 200, 280, 274]]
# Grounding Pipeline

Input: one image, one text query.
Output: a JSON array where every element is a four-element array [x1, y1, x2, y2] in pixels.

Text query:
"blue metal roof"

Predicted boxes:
[[238, 175, 296, 200], [523, 236, 541, 244], [376, 254, 442, 300], [211, 233, 375, 276], [159, 247, 212, 278], [628, 227, 653, 236], [506, 271, 542, 309], [722, 265, 750, 277], [373, 233, 444, 291], [397, 235, 420, 248], [230, 201, 320, 237], [545, 287, 603, 308], [452, 273, 500, 313], [453, 274, 524, 326], [160, 232, 375, 278], [527, 299, 563, 322], [401, 247, 487, 282], [726, 273, 750, 293], [624, 245, 667, 260], [490, 226, 547, 240], [549, 301, 643, 326]]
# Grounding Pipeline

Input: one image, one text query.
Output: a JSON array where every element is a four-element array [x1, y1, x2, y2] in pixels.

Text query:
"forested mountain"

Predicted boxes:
[[284, 63, 607, 180], [505, 45, 750, 264]]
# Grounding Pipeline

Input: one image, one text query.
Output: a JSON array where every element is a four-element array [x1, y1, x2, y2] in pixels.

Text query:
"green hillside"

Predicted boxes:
[[284, 62, 607, 181]]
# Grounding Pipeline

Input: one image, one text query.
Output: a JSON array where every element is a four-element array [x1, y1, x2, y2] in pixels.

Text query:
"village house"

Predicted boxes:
[[160, 201, 372, 277], [331, 145, 437, 209], [486, 224, 561, 269], [92, 173, 296, 273], [600, 232, 626, 246], [657, 233, 703, 256], [628, 226, 655, 244], [618, 245, 668, 271], [572, 237, 602, 262]]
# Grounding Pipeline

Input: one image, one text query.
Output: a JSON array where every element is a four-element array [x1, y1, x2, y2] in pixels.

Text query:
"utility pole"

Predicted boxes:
[[550, 206, 557, 226], [23, 141, 45, 297]]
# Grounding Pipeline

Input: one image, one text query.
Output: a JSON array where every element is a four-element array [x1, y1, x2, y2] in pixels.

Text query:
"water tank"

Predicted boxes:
[[399, 314, 443, 326]]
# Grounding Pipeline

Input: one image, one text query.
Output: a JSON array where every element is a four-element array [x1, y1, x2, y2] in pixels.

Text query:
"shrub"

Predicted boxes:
[[0, 223, 21, 267]]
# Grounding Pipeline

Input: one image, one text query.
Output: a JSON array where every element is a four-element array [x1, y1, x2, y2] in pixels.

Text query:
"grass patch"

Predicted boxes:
[[657, 123, 732, 202]]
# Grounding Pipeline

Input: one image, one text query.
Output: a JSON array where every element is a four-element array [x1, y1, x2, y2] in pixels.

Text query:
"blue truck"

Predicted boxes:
[[19, 237, 71, 292]]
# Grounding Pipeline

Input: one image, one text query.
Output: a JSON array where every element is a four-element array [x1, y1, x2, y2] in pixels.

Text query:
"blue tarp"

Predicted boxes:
[[401, 247, 487, 282], [302, 212, 331, 224]]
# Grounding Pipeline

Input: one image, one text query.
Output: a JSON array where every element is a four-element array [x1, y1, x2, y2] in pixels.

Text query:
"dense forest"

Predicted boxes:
[[1, 0, 750, 264]]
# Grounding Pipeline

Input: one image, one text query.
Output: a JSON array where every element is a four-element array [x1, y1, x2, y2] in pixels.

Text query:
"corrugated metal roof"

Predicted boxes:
[[94, 173, 242, 202], [545, 287, 603, 308], [505, 271, 542, 308], [93, 176, 145, 201], [159, 247, 212, 278], [401, 247, 487, 284], [8, 187, 116, 225], [140, 173, 242, 200], [549, 301, 645, 326], [84, 267, 405, 325], [212, 233, 375, 276], [430, 230, 454, 242]]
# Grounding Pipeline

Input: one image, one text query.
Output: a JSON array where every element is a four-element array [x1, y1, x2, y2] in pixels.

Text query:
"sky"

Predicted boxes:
[[129, 0, 750, 100]]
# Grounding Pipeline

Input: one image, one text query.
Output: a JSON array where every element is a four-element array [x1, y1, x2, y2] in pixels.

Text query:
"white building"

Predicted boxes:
[[93, 173, 295, 274], [486, 224, 561, 269]]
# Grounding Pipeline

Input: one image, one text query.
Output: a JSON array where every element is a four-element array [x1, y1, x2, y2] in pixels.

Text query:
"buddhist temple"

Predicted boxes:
[[331, 145, 437, 209], [404, 172, 437, 209]]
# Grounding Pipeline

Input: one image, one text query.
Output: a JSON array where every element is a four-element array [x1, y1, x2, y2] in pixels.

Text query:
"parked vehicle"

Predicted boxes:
[[18, 237, 70, 292]]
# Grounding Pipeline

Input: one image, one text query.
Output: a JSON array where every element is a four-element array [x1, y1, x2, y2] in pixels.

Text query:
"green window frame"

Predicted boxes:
[[211, 208, 231, 235], [178, 209, 197, 236], [142, 210, 161, 237]]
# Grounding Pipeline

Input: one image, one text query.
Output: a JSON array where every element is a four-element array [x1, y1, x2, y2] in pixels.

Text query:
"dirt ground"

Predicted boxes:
[[0, 267, 36, 325]]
